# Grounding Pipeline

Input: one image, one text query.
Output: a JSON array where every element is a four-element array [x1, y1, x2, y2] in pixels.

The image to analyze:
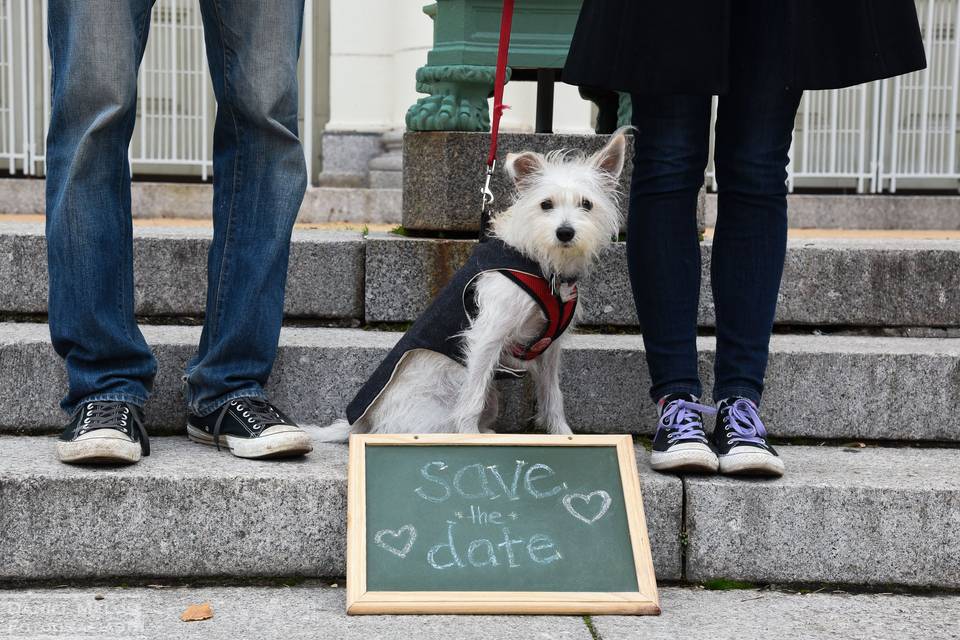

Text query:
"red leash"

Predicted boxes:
[[480, 0, 515, 239]]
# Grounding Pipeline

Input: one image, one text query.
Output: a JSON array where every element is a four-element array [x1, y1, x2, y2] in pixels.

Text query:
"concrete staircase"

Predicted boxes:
[[0, 216, 958, 636]]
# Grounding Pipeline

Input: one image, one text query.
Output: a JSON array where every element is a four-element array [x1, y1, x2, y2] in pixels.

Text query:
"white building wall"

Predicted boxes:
[[326, 0, 593, 134]]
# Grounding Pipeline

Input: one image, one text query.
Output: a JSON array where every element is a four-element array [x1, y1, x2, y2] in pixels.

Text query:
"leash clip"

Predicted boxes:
[[481, 160, 496, 212]]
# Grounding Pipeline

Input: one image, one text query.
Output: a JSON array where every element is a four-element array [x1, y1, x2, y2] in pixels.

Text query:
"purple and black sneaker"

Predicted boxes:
[[650, 393, 719, 473], [710, 397, 785, 477]]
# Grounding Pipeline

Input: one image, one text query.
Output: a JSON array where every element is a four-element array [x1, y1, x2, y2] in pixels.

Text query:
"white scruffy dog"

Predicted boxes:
[[318, 129, 627, 441]]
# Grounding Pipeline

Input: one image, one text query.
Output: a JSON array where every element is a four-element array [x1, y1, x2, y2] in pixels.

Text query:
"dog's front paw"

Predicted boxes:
[[535, 415, 574, 436], [453, 416, 482, 434], [551, 422, 575, 436]]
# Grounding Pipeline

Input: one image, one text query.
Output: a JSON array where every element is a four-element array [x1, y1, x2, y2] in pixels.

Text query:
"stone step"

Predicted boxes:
[[0, 584, 955, 640], [365, 233, 960, 328], [0, 433, 680, 582], [0, 435, 957, 590], [3, 323, 958, 442], [6, 175, 959, 231], [705, 193, 960, 230], [4, 222, 960, 329], [0, 223, 366, 320], [0, 178, 402, 224]]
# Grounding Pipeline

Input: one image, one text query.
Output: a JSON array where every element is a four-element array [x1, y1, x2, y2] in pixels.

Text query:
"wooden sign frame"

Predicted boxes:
[[346, 433, 660, 615]]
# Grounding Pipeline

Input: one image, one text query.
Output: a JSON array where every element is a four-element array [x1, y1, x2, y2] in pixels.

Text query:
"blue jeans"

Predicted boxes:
[[627, 89, 802, 405], [46, 0, 307, 416]]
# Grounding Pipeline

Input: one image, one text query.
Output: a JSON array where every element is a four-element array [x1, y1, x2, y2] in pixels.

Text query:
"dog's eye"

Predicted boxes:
[[540, 199, 554, 211], [581, 199, 593, 211]]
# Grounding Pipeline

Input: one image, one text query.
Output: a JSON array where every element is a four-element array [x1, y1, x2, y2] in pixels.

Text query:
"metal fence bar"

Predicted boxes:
[[303, 0, 314, 187], [951, 0, 960, 174], [2, 0, 17, 172], [857, 79, 876, 193], [919, 0, 936, 173], [25, 0, 36, 175], [872, 80, 885, 193], [37, 0, 47, 173], [16, 0, 27, 174]]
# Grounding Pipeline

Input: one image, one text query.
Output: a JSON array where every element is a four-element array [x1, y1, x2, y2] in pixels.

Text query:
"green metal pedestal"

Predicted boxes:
[[406, 0, 585, 132]]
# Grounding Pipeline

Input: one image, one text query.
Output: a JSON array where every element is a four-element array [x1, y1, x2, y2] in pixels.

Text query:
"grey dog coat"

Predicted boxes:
[[345, 238, 578, 425]]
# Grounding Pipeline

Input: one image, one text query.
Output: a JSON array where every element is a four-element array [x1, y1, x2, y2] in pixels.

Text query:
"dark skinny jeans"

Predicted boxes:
[[627, 89, 802, 405]]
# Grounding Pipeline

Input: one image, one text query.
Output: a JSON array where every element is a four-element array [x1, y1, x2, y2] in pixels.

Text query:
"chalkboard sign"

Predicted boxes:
[[346, 434, 659, 615]]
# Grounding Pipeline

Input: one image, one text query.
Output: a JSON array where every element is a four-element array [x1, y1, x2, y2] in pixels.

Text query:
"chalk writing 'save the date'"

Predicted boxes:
[[373, 459, 613, 571]]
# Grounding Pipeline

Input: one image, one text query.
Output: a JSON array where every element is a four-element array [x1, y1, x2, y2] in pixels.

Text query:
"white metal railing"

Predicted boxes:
[[708, 0, 960, 193], [129, 0, 212, 179], [876, 0, 960, 191], [0, 0, 957, 192], [2, 0, 314, 183]]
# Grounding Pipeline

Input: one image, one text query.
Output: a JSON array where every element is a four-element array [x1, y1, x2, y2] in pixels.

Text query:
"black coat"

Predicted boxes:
[[345, 239, 577, 425], [563, 0, 927, 95]]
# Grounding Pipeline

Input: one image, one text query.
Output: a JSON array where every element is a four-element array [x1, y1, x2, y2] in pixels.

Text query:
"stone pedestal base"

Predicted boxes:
[[403, 132, 632, 233], [403, 131, 705, 234]]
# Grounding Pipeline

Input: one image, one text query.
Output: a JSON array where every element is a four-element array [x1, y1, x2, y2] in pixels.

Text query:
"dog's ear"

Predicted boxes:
[[505, 151, 545, 187], [589, 126, 630, 180]]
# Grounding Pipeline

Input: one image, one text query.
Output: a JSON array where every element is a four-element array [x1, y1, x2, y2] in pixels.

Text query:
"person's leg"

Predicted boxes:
[[706, 88, 801, 478], [46, 0, 157, 415], [711, 89, 802, 404], [182, 1, 311, 459], [186, 0, 307, 416], [627, 94, 712, 402]]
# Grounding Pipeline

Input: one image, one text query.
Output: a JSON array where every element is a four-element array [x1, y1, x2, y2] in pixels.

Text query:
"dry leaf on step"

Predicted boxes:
[[180, 602, 214, 622]]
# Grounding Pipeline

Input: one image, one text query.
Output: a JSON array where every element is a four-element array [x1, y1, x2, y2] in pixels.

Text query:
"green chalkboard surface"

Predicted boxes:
[[346, 434, 659, 615]]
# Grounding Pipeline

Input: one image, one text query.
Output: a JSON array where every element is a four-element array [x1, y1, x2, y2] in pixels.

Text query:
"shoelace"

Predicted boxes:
[[722, 398, 769, 446], [658, 399, 717, 443], [79, 401, 150, 456], [210, 398, 284, 451]]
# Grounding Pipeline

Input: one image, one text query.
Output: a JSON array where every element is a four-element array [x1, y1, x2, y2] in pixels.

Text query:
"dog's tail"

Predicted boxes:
[[314, 418, 354, 443]]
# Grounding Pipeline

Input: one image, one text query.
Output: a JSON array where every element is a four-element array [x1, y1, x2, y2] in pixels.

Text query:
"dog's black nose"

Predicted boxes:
[[556, 226, 576, 243]]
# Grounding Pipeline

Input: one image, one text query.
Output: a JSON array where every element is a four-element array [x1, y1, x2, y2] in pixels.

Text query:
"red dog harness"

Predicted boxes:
[[501, 271, 578, 360]]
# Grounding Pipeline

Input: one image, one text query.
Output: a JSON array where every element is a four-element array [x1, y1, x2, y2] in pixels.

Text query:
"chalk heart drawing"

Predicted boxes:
[[374, 525, 417, 558], [562, 491, 612, 525]]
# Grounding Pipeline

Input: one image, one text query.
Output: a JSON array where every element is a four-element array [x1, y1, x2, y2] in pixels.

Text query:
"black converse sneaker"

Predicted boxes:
[[56, 401, 150, 464], [650, 393, 719, 473], [710, 397, 785, 477], [187, 398, 313, 459]]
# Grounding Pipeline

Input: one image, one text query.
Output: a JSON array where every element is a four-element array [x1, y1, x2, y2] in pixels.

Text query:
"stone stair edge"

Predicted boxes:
[[3, 320, 959, 352], [1, 436, 958, 588], [5, 220, 960, 246], [0, 179, 402, 223], [2, 320, 959, 442], [365, 230, 960, 249], [4, 220, 960, 329]]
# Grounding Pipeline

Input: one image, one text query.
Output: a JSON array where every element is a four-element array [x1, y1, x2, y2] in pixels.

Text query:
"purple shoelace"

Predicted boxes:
[[658, 398, 718, 443], [722, 398, 769, 445]]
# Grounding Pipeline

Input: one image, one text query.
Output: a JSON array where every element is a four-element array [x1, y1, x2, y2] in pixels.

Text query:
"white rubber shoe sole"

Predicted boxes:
[[56, 431, 142, 465], [650, 443, 719, 473], [187, 423, 313, 459], [718, 446, 785, 477]]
